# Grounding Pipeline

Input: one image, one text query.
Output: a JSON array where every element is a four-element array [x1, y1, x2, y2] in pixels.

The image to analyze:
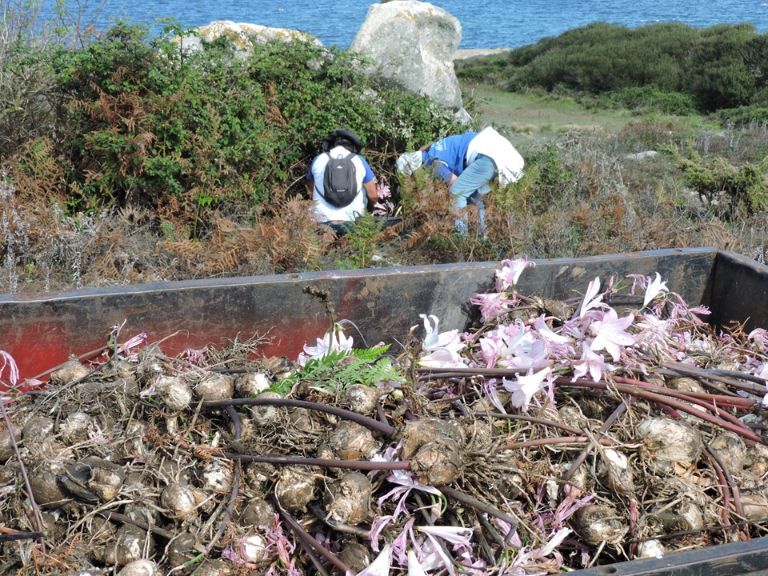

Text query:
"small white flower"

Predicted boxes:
[[297, 324, 353, 366], [642, 272, 669, 308], [579, 277, 605, 318], [420, 314, 463, 354], [357, 543, 392, 576]]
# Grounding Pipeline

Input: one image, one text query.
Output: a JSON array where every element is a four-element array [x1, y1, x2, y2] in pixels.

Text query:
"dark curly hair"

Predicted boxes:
[[321, 129, 363, 154]]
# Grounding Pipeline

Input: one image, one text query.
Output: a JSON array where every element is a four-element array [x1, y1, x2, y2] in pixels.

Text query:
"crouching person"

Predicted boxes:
[[396, 126, 524, 234], [307, 129, 379, 235]]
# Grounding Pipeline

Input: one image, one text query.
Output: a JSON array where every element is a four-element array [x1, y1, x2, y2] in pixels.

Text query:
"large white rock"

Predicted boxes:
[[180, 20, 320, 57], [350, 1, 463, 109]]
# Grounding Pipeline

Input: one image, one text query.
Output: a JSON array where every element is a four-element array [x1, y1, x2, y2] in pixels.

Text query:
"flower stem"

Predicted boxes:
[[560, 378, 764, 444], [561, 399, 630, 483], [203, 397, 396, 437], [506, 436, 617, 449], [439, 486, 519, 535], [276, 502, 351, 574]]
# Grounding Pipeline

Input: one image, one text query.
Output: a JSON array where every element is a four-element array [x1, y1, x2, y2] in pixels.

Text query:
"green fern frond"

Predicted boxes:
[[270, 344, 403, 395]]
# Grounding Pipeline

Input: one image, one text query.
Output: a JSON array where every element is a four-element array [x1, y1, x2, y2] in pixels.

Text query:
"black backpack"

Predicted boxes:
[[320, 153, 358, 208]]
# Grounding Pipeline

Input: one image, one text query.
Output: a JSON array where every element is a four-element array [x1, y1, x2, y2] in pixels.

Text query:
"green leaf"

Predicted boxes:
[[271, 344, 403, 395]]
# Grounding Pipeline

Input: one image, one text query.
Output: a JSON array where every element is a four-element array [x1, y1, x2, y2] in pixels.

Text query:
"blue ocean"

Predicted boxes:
[[52, 0, 768, 48]]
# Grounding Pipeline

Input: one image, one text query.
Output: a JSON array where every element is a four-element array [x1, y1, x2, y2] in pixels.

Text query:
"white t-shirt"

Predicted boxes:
[[308, 146, 375, 223], [466, 126, 525, 186]]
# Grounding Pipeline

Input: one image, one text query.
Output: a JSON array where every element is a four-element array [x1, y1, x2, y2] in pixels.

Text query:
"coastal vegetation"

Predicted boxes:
[[456, 22, 768, 118], [0, 17, 767, 294]]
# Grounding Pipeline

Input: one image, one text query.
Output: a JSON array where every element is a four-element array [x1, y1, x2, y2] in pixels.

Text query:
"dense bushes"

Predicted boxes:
[[673, 151, 768, 215], [2, 23, 460, 216], [456, 22, 768, 116]]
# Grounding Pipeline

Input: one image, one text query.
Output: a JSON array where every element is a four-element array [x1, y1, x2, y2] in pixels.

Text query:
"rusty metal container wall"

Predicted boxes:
[[709, 251, 768, 331], [0, 248, 719, 382], [2, 246, 768, 575]]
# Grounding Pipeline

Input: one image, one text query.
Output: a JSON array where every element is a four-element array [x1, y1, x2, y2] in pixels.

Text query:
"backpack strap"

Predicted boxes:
[[313, 152, 330, 200]]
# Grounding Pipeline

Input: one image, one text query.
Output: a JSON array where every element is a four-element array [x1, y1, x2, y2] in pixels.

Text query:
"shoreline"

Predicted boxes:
[[454, 47, 512, 60]]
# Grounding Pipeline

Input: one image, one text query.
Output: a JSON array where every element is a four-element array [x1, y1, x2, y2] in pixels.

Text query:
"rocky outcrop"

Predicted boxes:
[[350, 1, 463, 110], [179, 20, 320, 57]]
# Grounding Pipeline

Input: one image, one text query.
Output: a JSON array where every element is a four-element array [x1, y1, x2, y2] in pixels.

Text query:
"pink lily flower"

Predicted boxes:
[[116, 332, 148, 356], [642, 272, 669, 308], [376, 468, 443, 523], [391, 518, 419, 567], [668, 292, 710, 324], [417, 525, 474, 576], [418, 347, 466, 369], [511, 527, 571, 574], [627, 273, 649, 293], [537, 527, 572, 558], [590, 308, 635, 361], [479, 332, 504, 368], [369, 515, 395, 554], [482, 380, 508, 413], [749, 328, 768, 350], [480, 323, 535, 368], [635, 314, 671, 344], [534, 315, 573, 345], [502, 339, 550, 372], [553, 493, 595, 529], [377, 183, 391, 199], [496, 258, 536, 291], [373, 200, 395, 216], [533, 316, 575, 363], [572, 341, 614, 382], [417, 525, 473, 545], [0, 350, 19, 388], [183, 347, 207, 366], [503, 367, 552, 410], [469, 291, 507, 322]]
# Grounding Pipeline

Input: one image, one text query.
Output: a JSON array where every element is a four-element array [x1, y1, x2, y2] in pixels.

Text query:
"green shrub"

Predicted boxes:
[[495, 142, 574, 214], [716, 105, 768, 127], [454, 54, 509, 85], [8, 22, 460, 220], [461, 22, 768, 115], [606, 87, 696, 115], [676, 151, 768, 215], [0, 43, 58, 158]]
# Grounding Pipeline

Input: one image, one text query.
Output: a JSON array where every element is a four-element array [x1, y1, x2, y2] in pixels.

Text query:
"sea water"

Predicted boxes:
[[45, 0, 768, 48]]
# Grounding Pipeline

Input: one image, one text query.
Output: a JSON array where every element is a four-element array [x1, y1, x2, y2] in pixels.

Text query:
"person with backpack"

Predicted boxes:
[[396, 126, 525, 234], [306, 129, 379, 234]]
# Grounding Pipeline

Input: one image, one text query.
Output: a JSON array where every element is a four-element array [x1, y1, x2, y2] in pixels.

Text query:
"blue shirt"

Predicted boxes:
[[422, 132, 478, 182]]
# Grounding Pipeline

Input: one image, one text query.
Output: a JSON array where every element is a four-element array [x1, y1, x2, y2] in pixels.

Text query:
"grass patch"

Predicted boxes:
[[464, 83, 636, 146]]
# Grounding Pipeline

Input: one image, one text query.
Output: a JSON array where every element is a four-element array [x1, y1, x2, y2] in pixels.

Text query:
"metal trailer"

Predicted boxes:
[[1, 246, 767, 574]]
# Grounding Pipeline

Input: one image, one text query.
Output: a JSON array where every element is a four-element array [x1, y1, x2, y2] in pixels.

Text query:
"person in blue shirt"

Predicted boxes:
[[397, 127, 524, 233]]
